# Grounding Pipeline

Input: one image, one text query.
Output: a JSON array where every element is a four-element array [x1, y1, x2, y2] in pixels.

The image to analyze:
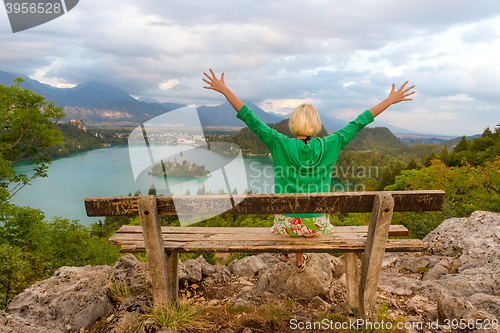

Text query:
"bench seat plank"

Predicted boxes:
[[114, 238, 424, 253], [114, 225, 409, 236], [109, 225, 424, 254]]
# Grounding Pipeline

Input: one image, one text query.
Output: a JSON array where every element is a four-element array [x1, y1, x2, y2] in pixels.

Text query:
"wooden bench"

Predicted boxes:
[[85, 190, 444, 318]]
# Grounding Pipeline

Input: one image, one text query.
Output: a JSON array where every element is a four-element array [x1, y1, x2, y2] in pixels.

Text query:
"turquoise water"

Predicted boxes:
[[10, 146, 274, 226], [10, 145, 348, 227]]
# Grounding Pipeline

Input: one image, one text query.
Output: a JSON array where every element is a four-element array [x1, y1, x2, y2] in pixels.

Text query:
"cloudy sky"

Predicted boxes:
[[1, 0, 500, 136]]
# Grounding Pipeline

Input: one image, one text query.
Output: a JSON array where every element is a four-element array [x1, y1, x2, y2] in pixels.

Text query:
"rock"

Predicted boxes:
[[242, 328, 252, 333], [207, 299, 219, 307], [220, 328, 234, 333], [436, 273, 500, 297], [465, 293, 500, 318], [139, 318, 159, 333], [438, 290, 477, 320], [423, 211, 500, 274], [113, 254, 152, 295], [397, 256, 430, 273], [238, 277, 254, 286], [422, 263, 448, 281], [158, 328, 175, 333], [183, 259, 203, 282], [308, 296, 331, 312], [195, 255, 216, 277], [210, 265, 232, 283], [386, 313, 397, 322], [407, 295, 436, 313], [232, 298, 254, 308], [6, 265, 113, 332], [178, 260, 187, 281], [228, 256, 267, 277], [109, 295, 152, 333], [256, 253, 336, 299], [0, 310, 63, 333]]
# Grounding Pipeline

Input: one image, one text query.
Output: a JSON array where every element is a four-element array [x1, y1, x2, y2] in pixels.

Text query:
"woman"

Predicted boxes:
[[202, 69, 415, 272]]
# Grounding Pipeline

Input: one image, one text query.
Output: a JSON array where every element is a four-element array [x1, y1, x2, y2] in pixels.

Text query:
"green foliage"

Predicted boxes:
[[344, 127, 406, 152], [386, 158, 500, 238], [149, 159, 210, 177], [148, 184, 157, 196], [39, 122, 103, 158], [179, 253, 217, 265], [0, 204, 121, 309], [0, 244, 29, 309], [88, 127, 133, 145], [436, 128, 500, 167], [0, 77, 65, 201]]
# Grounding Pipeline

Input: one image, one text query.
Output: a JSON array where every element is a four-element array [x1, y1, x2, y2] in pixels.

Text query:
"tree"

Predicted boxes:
[[0, 78, 65, 202], [148, 184, 157, 196], [439, 145, 449, 166], [197, 185, 206, 195], [454, 136, 470, 153]]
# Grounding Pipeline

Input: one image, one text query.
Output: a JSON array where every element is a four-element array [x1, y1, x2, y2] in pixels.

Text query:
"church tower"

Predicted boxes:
[[180, 150, 183, 165]]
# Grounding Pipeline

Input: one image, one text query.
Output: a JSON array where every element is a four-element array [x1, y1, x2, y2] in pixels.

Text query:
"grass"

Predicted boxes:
[[107, 280, 132, 303], [416, 266, 429, 274], [127, 301, 215, 333]]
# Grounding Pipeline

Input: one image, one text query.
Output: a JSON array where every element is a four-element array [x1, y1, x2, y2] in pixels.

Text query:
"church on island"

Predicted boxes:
[[148, 151, 211, 178]]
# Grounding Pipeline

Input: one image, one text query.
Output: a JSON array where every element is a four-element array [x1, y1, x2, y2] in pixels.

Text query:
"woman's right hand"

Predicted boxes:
[[387, 81, 415, 105]]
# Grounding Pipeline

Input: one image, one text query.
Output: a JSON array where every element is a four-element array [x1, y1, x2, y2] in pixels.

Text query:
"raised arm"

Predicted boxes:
[[202, 69, 244, 112], [369, 81, 415, 118]]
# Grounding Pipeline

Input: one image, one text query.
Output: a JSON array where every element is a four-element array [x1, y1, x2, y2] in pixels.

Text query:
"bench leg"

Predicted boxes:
[[344, 253, 360, 311], [359, 193, 394, 318], [166, 252, 179, 305], [138, 195, 171, 305]]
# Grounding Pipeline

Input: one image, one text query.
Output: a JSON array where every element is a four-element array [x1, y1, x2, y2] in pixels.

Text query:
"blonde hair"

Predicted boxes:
[[288, 103, 322, 137]]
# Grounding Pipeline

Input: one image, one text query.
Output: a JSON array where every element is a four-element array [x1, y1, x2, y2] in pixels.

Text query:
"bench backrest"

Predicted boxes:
[[85, 190, 445, 217]]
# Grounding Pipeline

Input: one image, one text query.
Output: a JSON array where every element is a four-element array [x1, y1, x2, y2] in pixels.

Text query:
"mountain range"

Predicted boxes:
[[0, 69, 418, 133]]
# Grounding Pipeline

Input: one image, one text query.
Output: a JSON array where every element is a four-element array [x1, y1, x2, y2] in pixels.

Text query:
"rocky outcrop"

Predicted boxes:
[[3, 211, 500, 332], [380, 211, 500, 322], [113, 254, 152, 295], [6, 265, 113, 333], [256, 253, 343, 299]]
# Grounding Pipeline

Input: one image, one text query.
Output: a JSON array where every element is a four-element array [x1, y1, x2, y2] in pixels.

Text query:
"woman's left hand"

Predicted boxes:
[[202, 69, 228, 95]]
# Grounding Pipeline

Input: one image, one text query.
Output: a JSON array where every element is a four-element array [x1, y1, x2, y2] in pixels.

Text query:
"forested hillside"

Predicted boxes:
[[343, 127, 406, 151], [39, 123, 104, 158], [436, 127, 500, 167]]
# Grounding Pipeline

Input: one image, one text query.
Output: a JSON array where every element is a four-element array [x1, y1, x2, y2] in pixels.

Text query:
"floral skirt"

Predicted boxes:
[[270, 214, 334, 237]]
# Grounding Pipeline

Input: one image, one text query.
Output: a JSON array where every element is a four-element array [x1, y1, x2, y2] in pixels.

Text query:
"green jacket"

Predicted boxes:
[[236, 104, 374, 217]]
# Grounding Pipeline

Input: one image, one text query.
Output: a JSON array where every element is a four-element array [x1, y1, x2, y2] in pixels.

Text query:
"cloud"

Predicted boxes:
[[1, 0, 500, 135]]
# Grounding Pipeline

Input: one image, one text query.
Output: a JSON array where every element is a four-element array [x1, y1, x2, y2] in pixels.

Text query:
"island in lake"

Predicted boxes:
[[149, 152, 211, 178]]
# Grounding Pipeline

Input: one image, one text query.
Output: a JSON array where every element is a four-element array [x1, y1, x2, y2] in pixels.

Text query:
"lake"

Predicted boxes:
[[10, 145, 348, 227], [10, 145, 275, 226]]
